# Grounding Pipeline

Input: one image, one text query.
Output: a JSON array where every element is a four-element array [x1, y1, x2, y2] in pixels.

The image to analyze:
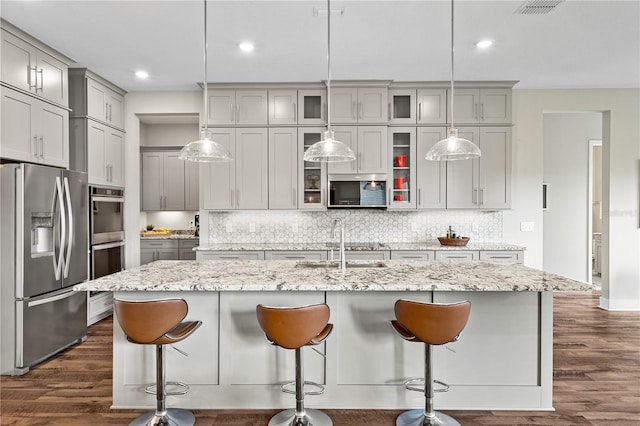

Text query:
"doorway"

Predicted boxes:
[[589, 139, 602, 290]]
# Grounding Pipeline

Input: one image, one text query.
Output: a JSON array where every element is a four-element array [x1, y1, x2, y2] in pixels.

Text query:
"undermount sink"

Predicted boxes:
[[295, 260, 388, 269]]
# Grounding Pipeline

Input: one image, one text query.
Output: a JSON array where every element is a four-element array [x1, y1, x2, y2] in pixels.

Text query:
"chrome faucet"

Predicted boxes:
[[331, 218, 346, 270]]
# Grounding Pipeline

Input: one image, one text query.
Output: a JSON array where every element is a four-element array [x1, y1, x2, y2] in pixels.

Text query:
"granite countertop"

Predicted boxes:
[[194, 242, 525, 251], [74, 259, 588, 293], [140, 230, 198, 240]]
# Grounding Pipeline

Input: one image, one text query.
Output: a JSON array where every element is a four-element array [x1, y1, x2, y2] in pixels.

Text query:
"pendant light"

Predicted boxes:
[[303, 0, 356, 163], [179, 0, 232, 163], [425, 0, 481, 161]]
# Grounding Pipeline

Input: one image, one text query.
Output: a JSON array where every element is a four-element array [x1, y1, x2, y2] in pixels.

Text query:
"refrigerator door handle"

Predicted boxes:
[[63, 177, 73, 279], [53, 177, 66, 281], [27, 288, 78, 308]]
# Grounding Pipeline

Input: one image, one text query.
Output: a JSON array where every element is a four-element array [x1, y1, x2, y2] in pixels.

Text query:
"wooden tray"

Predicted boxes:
[[437, 237, 470, 246]]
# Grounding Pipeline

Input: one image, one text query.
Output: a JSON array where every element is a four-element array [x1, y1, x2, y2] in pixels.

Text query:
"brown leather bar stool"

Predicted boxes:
[[390, 299, 471, 426], [256, 303, 334, 426], [114, 299, 202, 426]]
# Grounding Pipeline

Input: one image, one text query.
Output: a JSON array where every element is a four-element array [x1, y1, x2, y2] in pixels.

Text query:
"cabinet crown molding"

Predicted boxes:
[[1, 19, 74, 65]]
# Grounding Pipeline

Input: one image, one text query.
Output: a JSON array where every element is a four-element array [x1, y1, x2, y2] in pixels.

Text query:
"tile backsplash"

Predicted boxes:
[[207, 210, 502, 244]]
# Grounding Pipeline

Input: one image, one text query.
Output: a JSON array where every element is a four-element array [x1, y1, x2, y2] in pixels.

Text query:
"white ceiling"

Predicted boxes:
[[1, 0, 639, 92]]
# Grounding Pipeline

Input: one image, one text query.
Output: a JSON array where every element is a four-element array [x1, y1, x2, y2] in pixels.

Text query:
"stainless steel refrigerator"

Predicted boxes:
[[1, 163, 88, 375]]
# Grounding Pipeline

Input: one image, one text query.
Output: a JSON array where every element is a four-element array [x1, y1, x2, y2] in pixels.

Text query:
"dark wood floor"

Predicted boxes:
[[1, 291, 639, 425]]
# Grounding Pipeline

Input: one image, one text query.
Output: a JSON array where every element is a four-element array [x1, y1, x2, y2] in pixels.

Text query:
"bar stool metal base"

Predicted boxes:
[[396, 409, 460, 426], [268, 408, 333, 426], [129, 408, 196, 426]]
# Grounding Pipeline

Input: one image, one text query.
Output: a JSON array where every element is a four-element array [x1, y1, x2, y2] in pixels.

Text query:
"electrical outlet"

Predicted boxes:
[[249, 223, 256, 233], [226, 223, 233, 233], [520, 221, 535, 232], [292, 223, 298, 233], [188, 220, 194, 229]]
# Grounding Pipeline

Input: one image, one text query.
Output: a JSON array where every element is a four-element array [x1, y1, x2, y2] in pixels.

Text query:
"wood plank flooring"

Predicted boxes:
[[1, 291, 639, 425]]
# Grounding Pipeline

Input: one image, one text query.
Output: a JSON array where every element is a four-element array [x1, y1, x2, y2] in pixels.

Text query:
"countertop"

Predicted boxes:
[[194, 242, 525, 251], [74, 259, 588, 293], [140, 231, 198, 240]]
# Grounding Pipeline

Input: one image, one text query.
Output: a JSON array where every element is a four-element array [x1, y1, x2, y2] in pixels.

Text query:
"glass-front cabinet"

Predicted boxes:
[[389, 89, 416, 124], [388, 127, 416, 209], [297, 89, 326, 125], [298, 127, 327, 209]]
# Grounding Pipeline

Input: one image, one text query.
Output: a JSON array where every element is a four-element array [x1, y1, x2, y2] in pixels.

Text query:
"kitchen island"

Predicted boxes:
[[74, 259, 589, 412]]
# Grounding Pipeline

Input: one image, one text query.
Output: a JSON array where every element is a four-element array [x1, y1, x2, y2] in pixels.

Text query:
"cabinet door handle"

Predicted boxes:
[[474, 102, 478, 119], [322, 102, 327, 123], [359, 101, 363, 119], [28, 66, 37, 90], [418, 188, 422, 206], [321, 188, 325, 206], [293, 103, 297, 121], [109, 103, 113, 122], [388, 102, 391, 119], [480, 188, 484, 206], [106, 102, 110, 121], [236, 189, 240, 207], [418, 103, 422, 121], [480, 103, 484, 121], [473, 188, 477, 205], [292, 188, 297, 207], [388, 188, 391, 206], [33, 136, 38, 158], [160, 195, 163, 209], [235, 103, 240, 123], [229, 103, 234, 122], [36, 68, 43, 92], [39, 136, 44, 158], [358, 152, 362, 171]]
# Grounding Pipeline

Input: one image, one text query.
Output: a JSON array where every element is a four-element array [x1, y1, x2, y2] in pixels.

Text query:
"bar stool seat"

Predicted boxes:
[[115, 299, 202, 426], [390, 299, 471, 426], [257, 303, 333, 426]]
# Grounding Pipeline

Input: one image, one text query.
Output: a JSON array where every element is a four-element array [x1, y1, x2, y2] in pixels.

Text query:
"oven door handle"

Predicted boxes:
[[92, 241, 125, 251], [91, 196, 124, 203]]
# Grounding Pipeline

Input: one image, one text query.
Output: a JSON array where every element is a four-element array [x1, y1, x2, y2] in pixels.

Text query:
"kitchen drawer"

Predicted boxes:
[[197, 251, 265, 261], [265, 251, 327, 261], [434, 250, 479, 261], [88, 292, 113, 325], [479, 250, 523, 264], [391, 250, 435, 261], [140, 239, 179, 250], [343, 251, 390, 261]]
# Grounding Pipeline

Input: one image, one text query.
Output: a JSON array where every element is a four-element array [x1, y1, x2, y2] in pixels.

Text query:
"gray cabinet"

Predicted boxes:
[[1, 27, 69, 107], [264, 251, 327, 260], [391, 251, 434, 260], [387, 127, 416, 209], [179, 240, 199, 260], [479, 251, 524, 264], [185, 161, 199, 211], [141, 151, 186, 211], [434, 250, 479, 261], [268, 128, 298, 209], [416, 127, 447, 209], [208, 89, 268, 125], [0, 86, 68, 168], [298, 127, 328, 210], [343, 251, 390, 261], [446, 127, 512, 209], [417, 89, 447, 124], [69, 68, 126, 131], [330, 87, 388, 124], [140, 240, 180, 265], [268, 90, 297, 125], [297, 89, 326, 125], [450, 88, 511, 124], [197, 251, 265, 261], [202, 128, 268, 210], [327, 126, 387, 174], [86, 120, 124, 187], [388, 89, 416, 124]]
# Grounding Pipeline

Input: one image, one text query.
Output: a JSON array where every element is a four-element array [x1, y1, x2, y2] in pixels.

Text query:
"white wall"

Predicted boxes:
[[123, 91, 201, 268], [507, 89, 640, 310], [542, 113, 602, 282]]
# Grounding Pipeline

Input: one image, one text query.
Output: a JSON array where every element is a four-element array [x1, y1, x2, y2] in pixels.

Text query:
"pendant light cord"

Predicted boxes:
[[450, 0, 455, 131], [203, 0, 209, 130], [326, 0, 332, 131]]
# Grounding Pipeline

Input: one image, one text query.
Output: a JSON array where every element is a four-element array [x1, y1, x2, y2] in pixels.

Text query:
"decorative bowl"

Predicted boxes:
[[437, 237, 470, 246]]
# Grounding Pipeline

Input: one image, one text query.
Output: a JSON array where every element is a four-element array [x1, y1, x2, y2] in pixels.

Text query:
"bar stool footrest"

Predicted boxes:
[[280, 380, 325, 396], [396, 409, 460, 426], [144, 381, 190, 396], [403, 378, 450, 393]]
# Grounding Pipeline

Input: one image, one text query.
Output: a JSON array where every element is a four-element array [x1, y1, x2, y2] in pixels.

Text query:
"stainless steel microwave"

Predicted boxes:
[[328, 174, 387, 208]]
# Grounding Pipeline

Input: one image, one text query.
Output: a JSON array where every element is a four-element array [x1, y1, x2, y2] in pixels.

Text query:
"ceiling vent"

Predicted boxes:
[[515, 0, 564, 15]]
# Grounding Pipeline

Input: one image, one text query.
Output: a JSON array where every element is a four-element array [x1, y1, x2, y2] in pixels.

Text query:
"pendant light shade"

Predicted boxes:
[[302, 0, 355, 163], [179, 0, 232, 163], [425, 0, 481, 162]]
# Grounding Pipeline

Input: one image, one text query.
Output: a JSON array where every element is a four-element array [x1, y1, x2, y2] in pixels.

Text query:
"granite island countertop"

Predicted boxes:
[[74, 259, 587, 293], [195, 242, 525, 251]]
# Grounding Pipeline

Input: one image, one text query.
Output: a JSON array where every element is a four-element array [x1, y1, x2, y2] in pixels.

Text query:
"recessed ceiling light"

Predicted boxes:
[[475, 40, 493, 49], [239, 42, 255, 53], [135, 70, 149, 79]]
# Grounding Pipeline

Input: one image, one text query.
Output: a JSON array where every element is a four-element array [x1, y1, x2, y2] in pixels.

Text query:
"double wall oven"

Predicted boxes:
[[89, 186, 124, 323]]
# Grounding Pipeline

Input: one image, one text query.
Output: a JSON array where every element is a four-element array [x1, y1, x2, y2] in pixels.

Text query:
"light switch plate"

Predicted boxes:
[[520, 221, 535, 232]]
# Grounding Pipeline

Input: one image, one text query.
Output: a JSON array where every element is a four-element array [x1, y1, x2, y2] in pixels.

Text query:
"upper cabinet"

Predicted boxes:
[[208, 89, 268, 125], [327, 126, 388, 174], [268, 90, 297, 125], [416, 127, 447, 209], [68, 68, 126, 131], [202, 128, 268, 210], [298, 127, 328, 210], [298, 89, 326, 125], [268, 128, 298, 209], [1, 86, 68, 168], [388, 89, 416, 125], [141, 151, 186, 211], [1, 27, 70, 107], [449, 88, 511, 124], [85, 120, 124, 187], [387, 127, 416, 209], [330, 86, 388, 124], [417, 89, 447, 124]]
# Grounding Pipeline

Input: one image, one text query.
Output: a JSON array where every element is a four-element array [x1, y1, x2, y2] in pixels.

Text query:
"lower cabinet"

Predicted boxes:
[[343, 251, 390, 261], [140, 239, 199, 264], [479, 250, 524, 264], [197, 251, 265, 261], [390, 250, 434, 260], [264, 251, 327, 260], [434, 250, 480, 261]]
